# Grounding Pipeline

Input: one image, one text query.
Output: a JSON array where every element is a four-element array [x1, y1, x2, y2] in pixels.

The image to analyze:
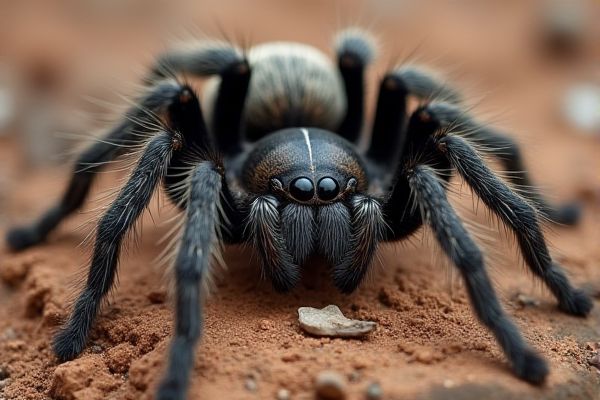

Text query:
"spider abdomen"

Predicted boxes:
[[205, 43, 347, 141]]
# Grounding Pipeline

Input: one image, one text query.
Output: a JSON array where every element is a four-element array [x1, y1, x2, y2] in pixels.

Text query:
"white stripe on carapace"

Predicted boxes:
[[300, 128, 315, 174]]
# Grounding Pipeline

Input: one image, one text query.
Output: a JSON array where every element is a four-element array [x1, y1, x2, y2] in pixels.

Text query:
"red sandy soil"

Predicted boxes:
[[1, 1, 600, 399]]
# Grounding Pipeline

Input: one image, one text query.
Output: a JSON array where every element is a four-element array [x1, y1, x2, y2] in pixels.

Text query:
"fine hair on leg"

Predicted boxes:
[[5, 80, 189, 251], [425, 101, 581, 225], [438, 134, 592, 316], [156, 161, 223, 400], [280, 203, 315, 265], [407, 164, 548, 384], [148, 40, 244, 83], [53, 132, 178, 361], [317, 202, 351, 267]]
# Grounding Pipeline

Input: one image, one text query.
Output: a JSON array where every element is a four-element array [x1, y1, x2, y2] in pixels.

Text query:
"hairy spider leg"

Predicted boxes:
[[382, 102, 592, 382], [407, 164, 549, 384], [53, 131, 178, 361], [5, 81, 188, 251], [156, 161, 224, 400], [380, 106, 551, 384], [334, 28, 377, 143], [417, 101, 582, 225], [330, 195, 384, 293]]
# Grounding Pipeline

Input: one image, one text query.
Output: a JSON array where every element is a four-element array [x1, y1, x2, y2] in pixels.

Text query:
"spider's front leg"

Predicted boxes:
[[406, 164, 549, 383], [53, 129, 179, 360], [156, 161, 227, 400], [380, 112, 549, 383], [381, 104, 592, 384], [52, 81, 200, 361]]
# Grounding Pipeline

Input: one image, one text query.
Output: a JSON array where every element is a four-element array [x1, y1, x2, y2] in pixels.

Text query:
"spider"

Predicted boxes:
[[6, 28, 593, 399]]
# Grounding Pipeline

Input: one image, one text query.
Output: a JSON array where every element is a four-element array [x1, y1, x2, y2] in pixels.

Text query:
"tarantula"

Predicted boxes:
[[6, 28, 592, 399]]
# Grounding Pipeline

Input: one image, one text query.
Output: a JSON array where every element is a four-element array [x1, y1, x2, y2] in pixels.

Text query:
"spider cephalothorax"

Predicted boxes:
[[6, 28, 592, 400]]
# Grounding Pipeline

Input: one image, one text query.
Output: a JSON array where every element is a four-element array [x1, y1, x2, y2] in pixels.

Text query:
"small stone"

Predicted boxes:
[[366, 382, 383, 399], [585, 342, 600, 351], [298, 305, 376, 338], [90, 345, 103, 354], [245, 378, 257, 392], [0, 365, 9, 380], [315, 371, 347, 400], [515, 293, 540, 308], [414, 349, 434, 364], [443, 379, 455, 388], [0, 378, 11, 390], [259, 319, 273, 331], [147, 290, 167, 304], [348, 370, 360, 382], [0, 328, 16, 341], [276, 388, 291, 400], [589, 353, 600, 370], [563, 84, 600, 135]]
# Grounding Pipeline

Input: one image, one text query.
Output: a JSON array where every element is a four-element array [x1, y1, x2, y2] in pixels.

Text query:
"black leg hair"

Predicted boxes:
[[407, 165, 548, 384], [247, 195, 300, 292], [156, 161, 223, 400], [366, 66, 461, 167], [438, 134, 592, 316], [6, 80, 190, 251], [148, 41, 244, 83], [332, 195, 384, 293], [211, 59, 251, 155], [424, 102, 581, 225], [380, 106, 453, 241], [469, 129, 581, 225], [366, 74, 409, 164], [334, 28, 376, 143], [53, 131, 178, 361]]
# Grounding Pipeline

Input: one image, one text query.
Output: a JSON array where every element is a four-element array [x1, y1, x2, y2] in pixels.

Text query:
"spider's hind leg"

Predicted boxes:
[[334, 28, 377, 143], [421, 102, 592, 316], [147, 40, 251, 156], [6, 80, 190, 251], [469, 128, 581, 225], [366, 66, 461, 166]]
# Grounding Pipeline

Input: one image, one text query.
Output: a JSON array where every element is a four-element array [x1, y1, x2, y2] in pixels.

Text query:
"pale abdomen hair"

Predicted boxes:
[[203, 42, 346, 140]]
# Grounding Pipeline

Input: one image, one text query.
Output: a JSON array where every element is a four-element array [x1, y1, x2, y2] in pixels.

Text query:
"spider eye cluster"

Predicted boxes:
[[287, 176, 341, 202]]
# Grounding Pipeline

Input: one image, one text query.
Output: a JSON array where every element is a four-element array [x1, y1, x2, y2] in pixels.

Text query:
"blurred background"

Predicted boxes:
[[0, 0, 599, 224], [0, 1, 599, 398]]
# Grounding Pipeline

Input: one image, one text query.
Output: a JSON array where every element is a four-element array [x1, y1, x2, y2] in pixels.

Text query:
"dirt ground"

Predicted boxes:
[[1, 1, 600, 399]]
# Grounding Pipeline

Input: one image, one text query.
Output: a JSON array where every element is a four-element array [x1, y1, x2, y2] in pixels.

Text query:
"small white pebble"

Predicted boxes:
[[276, 388, 291, 400], [366, 382, 383, 399], [443, 379, 455, 388], [298, 305, 376, 338], [245, 378, 257, 392], [563, 84, 600, 134], [315, 370, 347, 400]]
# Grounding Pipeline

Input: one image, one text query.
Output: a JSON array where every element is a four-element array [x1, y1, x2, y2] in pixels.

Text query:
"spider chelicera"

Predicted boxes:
[[6, 28, 592, 400]]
